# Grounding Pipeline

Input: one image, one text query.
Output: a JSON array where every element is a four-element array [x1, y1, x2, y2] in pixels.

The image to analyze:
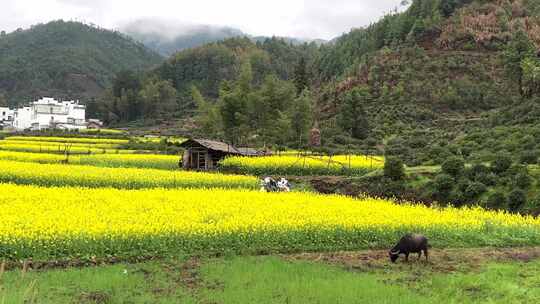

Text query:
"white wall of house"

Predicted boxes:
[[12, 97, 87, 130], [13, 107, 32, 130], [0, 107, 14, 122]]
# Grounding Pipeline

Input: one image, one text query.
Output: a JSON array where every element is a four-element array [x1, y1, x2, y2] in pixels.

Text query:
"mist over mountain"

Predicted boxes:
[[122, 18, 327, 57], [121, 19, 246, 57]]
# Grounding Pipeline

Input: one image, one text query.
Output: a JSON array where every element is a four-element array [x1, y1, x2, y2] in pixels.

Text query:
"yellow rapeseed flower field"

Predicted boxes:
[[0, 151, 179, 170], [0, 183, 539, 259], [0, 160, 258, 189], [220, 155, 384, 176]]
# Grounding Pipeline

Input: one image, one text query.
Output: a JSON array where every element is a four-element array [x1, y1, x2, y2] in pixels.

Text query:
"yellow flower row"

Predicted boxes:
[[0, 142, 137, 155], [5, 136, 129, 144], [0, 183, 538, 259], [220, 155, 384, 176], [2, 139, 120, 149], [0, 151, 180, 170], [0, 160, 258, 189], [79, 129, 127, 135]]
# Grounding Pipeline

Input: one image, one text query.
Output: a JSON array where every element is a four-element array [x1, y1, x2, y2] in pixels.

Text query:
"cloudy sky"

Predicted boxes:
[[1, 0, 407, 40]]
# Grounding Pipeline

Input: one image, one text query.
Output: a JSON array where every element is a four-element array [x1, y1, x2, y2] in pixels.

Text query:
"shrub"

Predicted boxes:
[[467, 163, 490, 180], [434, 174, 454, 194], [448, 190, 465, 207], [519, 150, 538, 164], [486, 191, 507, 210], [441, 156, 465, 177], [464, 182, 487, 202], [515, 172, 533, 189], [525, 194, 540, 216], [456, 178, 470, 193], [491, 154, 512, 174], [383, 157, 405, 181], [428, 146, 452, 164], [508, 189, 527, 213], [476, 172, 498, 187]]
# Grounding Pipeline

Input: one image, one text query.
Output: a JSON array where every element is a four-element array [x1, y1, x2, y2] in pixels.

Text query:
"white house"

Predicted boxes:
[[12, 97, 87, 131], [0, 107, 14, 123]]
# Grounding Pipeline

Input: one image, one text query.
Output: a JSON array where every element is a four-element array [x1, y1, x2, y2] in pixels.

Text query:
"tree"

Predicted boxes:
[[338, 87, 371, 140], [192, 86, 221, 136], [384, 157, 405, 181], [433, 173, 455, 201], [85, 97, 100, 118], [139, 79, 177, 119], [502, 30, 536, 97], [441, 156, 465, 177], [0, 93, 7, 107], [269, 111, 292, 149], [290, 90, 313, 147], [521, 57, 540, 98], [487, 191, 507, 210], [463, 181, 487, 202], [219, 61, 253, 144], [508, 189, 527, 213], [112, 70, 142, 98], [491, 154, 513, 174], [293, 57, 309, 96], [519, 150, 538, 164], [515, 172, 532, 190], [253, 75, 295, 144]]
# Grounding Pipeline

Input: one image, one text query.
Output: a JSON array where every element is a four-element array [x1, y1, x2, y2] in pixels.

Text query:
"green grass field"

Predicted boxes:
[[4, 248, 540, 303]]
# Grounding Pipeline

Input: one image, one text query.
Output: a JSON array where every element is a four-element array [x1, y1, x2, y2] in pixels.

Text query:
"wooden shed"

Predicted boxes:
[[179, 138, 264, 171]]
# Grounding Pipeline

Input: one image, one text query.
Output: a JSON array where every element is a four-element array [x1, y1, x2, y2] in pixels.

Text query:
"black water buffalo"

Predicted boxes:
[[389, 234, 429, 263]]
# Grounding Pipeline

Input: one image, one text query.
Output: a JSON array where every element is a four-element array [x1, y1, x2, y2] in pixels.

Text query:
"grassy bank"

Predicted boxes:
[[4, 248, 540, 303]]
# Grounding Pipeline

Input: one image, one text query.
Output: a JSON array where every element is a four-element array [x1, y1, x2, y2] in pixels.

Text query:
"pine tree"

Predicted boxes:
[[502, 30, 536, 98], [290, 90, 313, 148], [293, 57, 309, 96], [219, 61, 253, 144], [192, 86, 221, 136], [338, 87, 371, 140]]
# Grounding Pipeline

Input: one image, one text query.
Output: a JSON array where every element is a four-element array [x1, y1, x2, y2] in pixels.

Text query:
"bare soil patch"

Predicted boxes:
[[282, 247, 540, 274]]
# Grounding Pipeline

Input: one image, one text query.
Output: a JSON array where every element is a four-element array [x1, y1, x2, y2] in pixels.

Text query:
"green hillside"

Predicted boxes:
[[0, 20, 163, 106], [98, 0, 540, 166], [313, 0, 540, 162]]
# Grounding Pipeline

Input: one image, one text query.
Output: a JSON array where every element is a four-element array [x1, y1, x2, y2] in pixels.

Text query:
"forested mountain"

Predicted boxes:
[[0, 20, 163, 107], [92, 36, 320, 128]]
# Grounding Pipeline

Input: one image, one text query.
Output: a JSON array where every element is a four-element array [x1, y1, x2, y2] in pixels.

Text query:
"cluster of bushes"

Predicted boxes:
[[424, 154, 536, 213]]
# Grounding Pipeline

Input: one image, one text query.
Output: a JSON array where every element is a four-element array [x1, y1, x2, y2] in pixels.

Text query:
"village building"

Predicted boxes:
[[0, 107, 14, 127], [86, 119, 104, 129], [9, 97, 87, 131], [180, 138, 266, 170]]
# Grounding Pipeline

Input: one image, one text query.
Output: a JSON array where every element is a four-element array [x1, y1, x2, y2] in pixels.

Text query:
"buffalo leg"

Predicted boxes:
[[405, 253, 409, 262], [424, 248, 429, 261], [418, 252, 422, 260]]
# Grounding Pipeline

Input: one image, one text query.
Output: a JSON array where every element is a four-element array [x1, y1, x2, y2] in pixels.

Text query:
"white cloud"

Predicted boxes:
[[0, 0, 405, 40]]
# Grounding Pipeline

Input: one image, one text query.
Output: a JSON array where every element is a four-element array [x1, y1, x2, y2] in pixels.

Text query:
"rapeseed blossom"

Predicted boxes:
[[1, 184, 538, 259]]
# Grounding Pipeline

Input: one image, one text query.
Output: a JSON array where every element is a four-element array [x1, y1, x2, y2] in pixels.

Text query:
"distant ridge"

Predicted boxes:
[[121, 19, 327, 57], [0, 20, 163, 106]]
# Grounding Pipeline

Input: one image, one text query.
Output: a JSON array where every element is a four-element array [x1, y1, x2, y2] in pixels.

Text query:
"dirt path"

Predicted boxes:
[[282, 247, 540, 273]]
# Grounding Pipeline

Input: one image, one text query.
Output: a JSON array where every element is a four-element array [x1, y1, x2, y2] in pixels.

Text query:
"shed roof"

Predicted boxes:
[[180, 138, 268, 156], [180, 138, 238, 154], [236, 147, 263, 156]]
